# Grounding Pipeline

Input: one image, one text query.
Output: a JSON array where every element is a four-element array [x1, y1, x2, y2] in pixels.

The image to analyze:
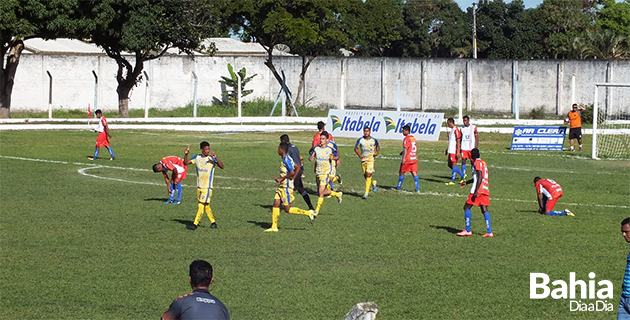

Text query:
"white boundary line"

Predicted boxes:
[[1, 154, 627, 209]]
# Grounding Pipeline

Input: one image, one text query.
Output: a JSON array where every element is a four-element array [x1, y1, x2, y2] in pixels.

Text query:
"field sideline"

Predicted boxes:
[[0, 129, 628, 319]]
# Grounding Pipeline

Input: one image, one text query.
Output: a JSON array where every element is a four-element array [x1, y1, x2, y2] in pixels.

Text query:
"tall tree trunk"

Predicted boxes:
[[294, 55, 316, 109], [263, 45, 295, 116], [113, 51, 144, 118], [0, 40, 25, 118]]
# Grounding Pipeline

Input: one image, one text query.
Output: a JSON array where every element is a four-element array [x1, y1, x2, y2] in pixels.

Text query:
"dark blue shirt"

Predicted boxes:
[[167, 289, 230, 320]]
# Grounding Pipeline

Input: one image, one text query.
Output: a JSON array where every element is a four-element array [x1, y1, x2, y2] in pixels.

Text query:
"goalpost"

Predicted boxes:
[[592, 82, 630, 159]]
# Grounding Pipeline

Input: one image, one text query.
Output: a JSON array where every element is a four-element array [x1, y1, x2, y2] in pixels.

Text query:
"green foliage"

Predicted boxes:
[[529, 106, 546, 119], [596, 0, 630, 39], [0, 130, 628, 319], [218, 64, 257, 105]]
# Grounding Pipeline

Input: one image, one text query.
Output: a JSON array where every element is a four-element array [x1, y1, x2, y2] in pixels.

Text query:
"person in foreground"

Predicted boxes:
[[162, 260, 230, 320], [618, 217, 630, 320], [533, 177, 574, 216], [458, 148, 493, 238]]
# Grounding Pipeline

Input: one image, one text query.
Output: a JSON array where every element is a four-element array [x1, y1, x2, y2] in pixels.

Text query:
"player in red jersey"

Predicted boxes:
[[88, 109, 115, 160], [395, 125, 419, 192], [458, 148, 493, 237], [311, 121, 334, 150], [153, 154, 188, 204], [534, 177, 574, 216], [460, 115, 478, 179], [445, 118, 464, 185]]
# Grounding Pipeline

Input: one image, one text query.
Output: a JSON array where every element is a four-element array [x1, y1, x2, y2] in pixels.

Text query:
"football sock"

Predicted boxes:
[[330, 191, 341, 199], [108, 147, 115, 158], [396, 175, 404, 190], [547, 210, 567, 216], [365, 177, 373, 195], [461, 164, 467, 175], [414, 176, 419, 191], [451, 166, 463, 181], [93, 149, 100, 159], [271, 207, 280, 229], [204, 204, 215, 223], [301, 190, 314, 210], [193, 203, 204, 225], [288, 207, 309, 216], [316, 197, 324, 213], [484, 211, 492, 233], [168, 183, 175, 201], [175, 183, 182, 202], [464, 209, 472, 232]]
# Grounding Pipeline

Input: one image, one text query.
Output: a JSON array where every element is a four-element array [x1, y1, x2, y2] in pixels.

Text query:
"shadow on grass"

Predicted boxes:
[[429, 225, 461, 235], [516, 210, 539, 214], [258, 204, 273, 210], [172, 219, 196, 229], [145, 197, 170, 202], [246, 220, 308, 231]]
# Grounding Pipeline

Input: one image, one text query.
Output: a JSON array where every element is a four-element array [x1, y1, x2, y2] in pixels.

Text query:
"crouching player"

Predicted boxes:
[[184, 141, 225, 230], [153, 154, 188, 204], [458, 148, 493, 238], [265, 142, 315, 232], [533, 177, 574, 216]]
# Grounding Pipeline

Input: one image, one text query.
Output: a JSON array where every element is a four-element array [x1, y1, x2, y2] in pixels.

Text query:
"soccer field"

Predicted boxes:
[[0, 129, 628, 319]]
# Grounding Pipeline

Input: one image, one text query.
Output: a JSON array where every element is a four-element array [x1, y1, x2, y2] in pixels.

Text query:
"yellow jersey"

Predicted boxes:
[[355, 136, 379, 162], [279, 154, 295, 190], [190, 154, 218, 189], [311, 145, 337, 175]]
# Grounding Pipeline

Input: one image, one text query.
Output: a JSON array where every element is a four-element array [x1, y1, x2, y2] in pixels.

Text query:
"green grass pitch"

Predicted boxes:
[[0, 129, 628, 319]]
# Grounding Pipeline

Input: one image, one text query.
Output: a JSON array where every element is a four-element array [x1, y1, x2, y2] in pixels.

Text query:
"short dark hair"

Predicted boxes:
[[363, 126, 370, 130], [572, 103, 578, 108], [189, 260, 213, 288], [463, 115, 470, 121], [320, 131, 329, 139], [533, 177, 541, 183], [447, 118, 455, 124], [402, 124, 411, 132], [279, 142, 289, 153], [280, 134, 290, 143], [317, 121, 325, 130], [622, 218, 630, 226], [95, 109, 102, 115], [152, 163, 161, 173], [200, 141, 210, 149], [471, 148, 480, 160]]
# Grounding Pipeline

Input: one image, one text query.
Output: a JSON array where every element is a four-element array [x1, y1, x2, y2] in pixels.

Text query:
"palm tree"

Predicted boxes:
[[574, 28, 629, 59]]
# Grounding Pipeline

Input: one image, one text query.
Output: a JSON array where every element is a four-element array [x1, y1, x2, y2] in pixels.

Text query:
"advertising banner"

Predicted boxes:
[[510, 126, 567, 151], [326, 110, 444, 141]]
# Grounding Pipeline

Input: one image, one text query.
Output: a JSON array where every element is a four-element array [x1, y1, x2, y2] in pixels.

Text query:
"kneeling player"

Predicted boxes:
[[458, 148, 493, 238], [534, 177, 574, 216], [265, 142, 315, 232]]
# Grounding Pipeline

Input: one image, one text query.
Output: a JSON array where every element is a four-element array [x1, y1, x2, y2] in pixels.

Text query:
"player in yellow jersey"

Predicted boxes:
[[309, 131, 342, 216], [265, 142, 315, 232], [183, 141, 224, 230], [354, 126, 380, 199]]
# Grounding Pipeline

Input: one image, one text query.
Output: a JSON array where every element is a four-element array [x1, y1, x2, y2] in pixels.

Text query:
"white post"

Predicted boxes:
[[592, 86, 599, 159], [339, 59, 346, 110], [570, 74, 575, 107], [47, 71, 52, 119], [192, 71, 198, 118], [458, 73, 463, 122], [144, 71, 150, 118], [396, 72, 401, 112], [237, 73, 242, 118]]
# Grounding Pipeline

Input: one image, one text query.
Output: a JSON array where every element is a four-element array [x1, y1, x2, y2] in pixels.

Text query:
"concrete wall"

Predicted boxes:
[[11, 53, 630, 117]]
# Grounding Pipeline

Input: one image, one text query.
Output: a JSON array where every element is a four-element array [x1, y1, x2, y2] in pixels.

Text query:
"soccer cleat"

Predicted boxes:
[[187, 224, 198, 231], [565, 209, 574, 217], [482, 232, 494, 238], [264, 227, 278, 232], [308, 210, 315, 224], [164, 200, 173, 204], [362, 194, 368, 199], [110, 157, 115, 161], [88, 156, 95, 160], [313, 211, 319, 218], [445, 181, 457, 186], [578, 147, 583, 151], [459, 173, 468, 184], [373, 180, 378, 192], [173, 201, 181, 205], [457, 230, 472, 236], [336, 174, 343, 185], [338, 192, 343, 204], [210, 222, 218, 228]]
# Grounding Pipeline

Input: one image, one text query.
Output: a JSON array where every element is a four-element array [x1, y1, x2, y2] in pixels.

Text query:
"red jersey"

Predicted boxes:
[[160, 156, 187, 179], [535, 179, 563, 199], [471, 158, 489, 196], [402, 135, 417, 163], [312, 132, 334, 148]]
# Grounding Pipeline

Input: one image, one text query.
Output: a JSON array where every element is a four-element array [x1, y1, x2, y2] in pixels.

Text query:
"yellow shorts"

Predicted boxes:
[[361, 161, 375, 174], [197, 188, 212, 204], [316, 174, 331, 188], [274, 186, 294, 206]]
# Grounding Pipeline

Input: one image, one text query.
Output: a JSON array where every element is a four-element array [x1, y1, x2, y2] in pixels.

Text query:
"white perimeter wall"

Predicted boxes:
[[11, 53, 630, 116]]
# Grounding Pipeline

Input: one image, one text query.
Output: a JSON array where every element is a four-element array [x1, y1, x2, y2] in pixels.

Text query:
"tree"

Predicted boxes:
[[573, 28, 628, 59], [82, 0, 223, 117], [596, 0, 630, 38], [350, 0, 404, 57], [538, 0, 594, 58], [0, 0, 86, 118]]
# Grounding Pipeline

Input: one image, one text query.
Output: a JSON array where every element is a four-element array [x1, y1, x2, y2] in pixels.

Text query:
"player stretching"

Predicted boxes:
[[458, 148, 493, 238], [460, 115, 478, 179], [88, 109, 115, 160], [184, 142, 225, 230], [396, 125, 419, 192], [355, 126, 380, 199], [153, 155, 188, 204], [309, 131, 342, 216], [265, 142, 315, 232], [533, 177, 574, 216], [445, 118, 464, 185]]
